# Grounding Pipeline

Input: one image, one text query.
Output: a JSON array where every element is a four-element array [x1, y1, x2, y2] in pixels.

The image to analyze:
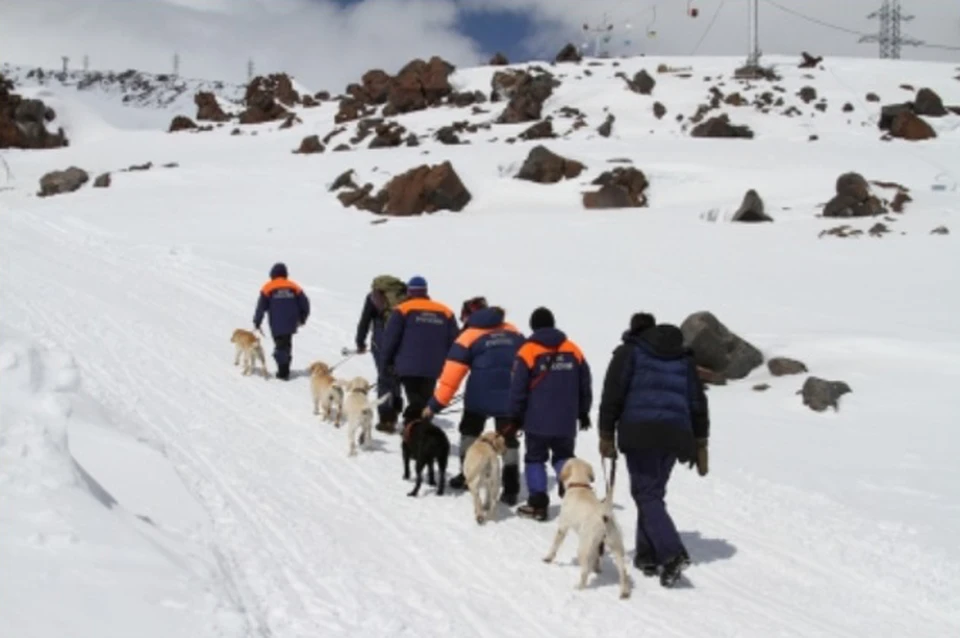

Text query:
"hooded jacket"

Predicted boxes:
[[507, 327, 592, 438], [598, 324, 709, 461], [428, 307, 524, 417]]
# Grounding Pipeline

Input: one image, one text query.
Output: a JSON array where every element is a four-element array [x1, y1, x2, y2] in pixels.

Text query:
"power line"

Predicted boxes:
[[692, 0, 727, 55]]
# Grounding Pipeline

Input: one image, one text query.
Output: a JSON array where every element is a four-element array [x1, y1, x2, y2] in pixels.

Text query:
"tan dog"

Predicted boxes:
[[462, 431, 507, 524], [308, 361, 344, 424], [542, 458, 631, 599], [231, 329, 269, 378], [341, 376, 391, 456]]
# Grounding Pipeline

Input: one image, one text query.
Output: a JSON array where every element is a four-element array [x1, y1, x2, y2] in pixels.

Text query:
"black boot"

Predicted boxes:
[[516, 492, 549, 521], [633, 551, 659, 578], [375, 419, 397, 434], [499, 462, 520, 506], [276, 362, 290, 380], [659, 552, 689, 588]]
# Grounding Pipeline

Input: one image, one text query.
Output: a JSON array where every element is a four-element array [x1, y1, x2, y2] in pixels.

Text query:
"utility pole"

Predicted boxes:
[[582, 13, 615, 58], [860, 0, 924, 59], [247, 59, 254, 81], [173, 53, 180, 76], [82, 55, 89, 72], [61, 56, 69, 74], [745, 0, 761, 68]]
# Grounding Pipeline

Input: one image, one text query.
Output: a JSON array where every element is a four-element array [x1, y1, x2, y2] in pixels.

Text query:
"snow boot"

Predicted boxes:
[[659, 552, 690, 588], [499, 460, 520, 506], [448, 473, 467, 490], [634, 552, 659, 578], [517, 492, 548, 521], [276, 362, 291, 380], [375, 419, 397, 434]]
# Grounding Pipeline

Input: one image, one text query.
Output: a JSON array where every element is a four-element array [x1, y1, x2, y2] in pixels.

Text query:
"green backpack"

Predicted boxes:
[[371, 275, 408, 321]]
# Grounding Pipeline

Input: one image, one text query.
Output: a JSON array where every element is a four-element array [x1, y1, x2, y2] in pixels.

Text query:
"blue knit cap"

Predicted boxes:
[[407, 275, 427, 292]]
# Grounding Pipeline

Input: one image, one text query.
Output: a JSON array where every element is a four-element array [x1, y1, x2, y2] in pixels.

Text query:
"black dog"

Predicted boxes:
[[401, 414, 450, 497]]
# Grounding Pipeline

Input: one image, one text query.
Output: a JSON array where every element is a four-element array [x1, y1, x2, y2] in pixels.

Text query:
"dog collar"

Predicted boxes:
[[565, 482, 592, 490]]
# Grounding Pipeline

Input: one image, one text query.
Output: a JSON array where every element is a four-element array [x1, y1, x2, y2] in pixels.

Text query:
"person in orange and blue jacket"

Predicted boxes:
[[381, 276, 458, 429], [253, 262, 310, 380], [507, 307, 592, 521], [422, 299, 525, 504]]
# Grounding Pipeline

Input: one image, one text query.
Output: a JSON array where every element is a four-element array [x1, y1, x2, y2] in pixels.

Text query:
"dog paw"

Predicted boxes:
[[406, 491, 418, 498], [542, 555, 555, 564]]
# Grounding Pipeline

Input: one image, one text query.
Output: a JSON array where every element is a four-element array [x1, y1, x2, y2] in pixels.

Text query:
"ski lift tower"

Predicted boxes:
[[582, 13, 615, 58], [736, 0, 765, 78]]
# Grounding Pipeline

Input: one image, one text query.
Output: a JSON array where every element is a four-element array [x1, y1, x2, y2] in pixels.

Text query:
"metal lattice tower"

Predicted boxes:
[[581, 13, 616, 58], [860, 0, 924, 59], [745, 0, 761, 68]]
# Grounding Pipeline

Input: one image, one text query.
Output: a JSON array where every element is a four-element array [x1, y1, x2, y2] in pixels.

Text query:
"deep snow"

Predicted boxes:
[[2, 54, 959, 637]]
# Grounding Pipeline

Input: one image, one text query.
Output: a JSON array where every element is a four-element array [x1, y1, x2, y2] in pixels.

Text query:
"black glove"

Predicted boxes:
[[500, 422, 520, 439], [578, 413, 591, 432], [356, 343, 367, 354], [599, 434, 617, 459]]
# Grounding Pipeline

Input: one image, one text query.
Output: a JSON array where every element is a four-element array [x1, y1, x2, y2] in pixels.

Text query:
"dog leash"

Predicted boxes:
[[601, 457, 617, 499]]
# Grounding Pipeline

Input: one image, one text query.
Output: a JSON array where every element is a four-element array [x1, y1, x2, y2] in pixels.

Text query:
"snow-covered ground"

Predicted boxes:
[[2, 54, 959, 637]]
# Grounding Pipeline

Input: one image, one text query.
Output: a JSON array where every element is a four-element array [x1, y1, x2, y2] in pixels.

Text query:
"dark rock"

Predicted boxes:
[[582, 167, 649, 209], [489, 52, 510, 66], [753, 383, 771, 392], [379, 161, 472, 215], [194, 92, 230, 122], [93, 173, 111, 188], [680, 311, 764, 380], [516, 145, 585, 184], [597, 114, 615, 137], [865, 92, 880, 102], [890, 110, 936, 140], [731, 189, 771, 222], [435, 125, 462, 145], [330, 170, 357, 191], [799, 52, 823, 68], [800, 377, 852, 412], [494, 69, 559, 124], [626, 69, 655, 95], [169, 115, 198, 132], [931, 225, 949, 235], [690, 114, 754, 138], [798, 86, 817, 103], [767, 357, 808, 376], [519, 120, 554, 140], [555, 43, 582, 63], [843, 102, 854, 112], [293, 135, 324, 154], [38, 166, 89, 197]]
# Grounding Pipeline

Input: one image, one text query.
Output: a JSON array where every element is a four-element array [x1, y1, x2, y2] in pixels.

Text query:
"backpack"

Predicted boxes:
[[371, 275, 408, 321]]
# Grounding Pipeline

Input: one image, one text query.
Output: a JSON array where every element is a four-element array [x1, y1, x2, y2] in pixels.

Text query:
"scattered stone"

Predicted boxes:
[[169, 115, 198, 132], [843, 102, 854, 113], [519, 119, 554, 141], [0, 75, 68, 149], [653, 102, 667, 119], [724, 92, 747, 106], [555, 43, 582, 63], [382, 56, 456, 116], [333, 143, 351, 152], [815, 102, 827, 112], [625, 69, 655, 95], [731, 189, 772, 222], [38, 166, 89, 197], [126, 162, 152, 171], [768, 357, 808, 376], [194, 91, 230, 122], [680, 311, 764, 380], [239, 80, 289, 124], [597, 114, 614, 137], [322, 127, 346, 145], [278, 114, 301, 129], [515, 145, 585, 184], [931, 226, 949, 235], [798, 86, 817, 103], [890, 189, 912, 213], [582, 167, 649, 209], [900, 84, 915, 92], [448, 90, 486, 108], [489, 52, 510, 66], [369, 122, 406, 149], [293, 135, 324, 154], [818, 225, 863, 239], [494, 69, 559, 124], [865, 92, 880, 102], [800, 377, 851, 412], [435, 125, 462, 145], [808, 134, 819, 142], [868, 222, 891, 237], [823, 172, 886, 217], [753, 383, 771, 392], [799, 52, 823, 68], [301, 95, 319, 108], [329, 169, 357, 192], [690, 114, 754, 138], [162, 162, 178, 169], [379, 161, 472, 215], [314, 90, 331, 101], [93, 173, 111, 188], [335, 98, 373, 124]]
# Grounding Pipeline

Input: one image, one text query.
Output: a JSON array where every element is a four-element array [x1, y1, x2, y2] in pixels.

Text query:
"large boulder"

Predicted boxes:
[[555, 43, 582, 63], [515, 145, 585, 184], [690, 114, 754, 138], [38, 167, 89, 197], [582, 167, 649, 209], [0, 74, 68, 149], [239, 76, 290, 124], [293, 135, 324, 154], [731, 189, 771, 222], [625, 69, 655, 95], [890, 110, 936, 140], [680, 311, 764, 381], [335, 98, 373, 124], [194, 91, 230, 122], [823, 172, 885, 217], [489, 52, 510, 66], [169, 115, 198, 132], [494, 69, 559, 124], [913, 88, 947, 117], [383, 57, 455, 116], [380, 161, 471, 215]]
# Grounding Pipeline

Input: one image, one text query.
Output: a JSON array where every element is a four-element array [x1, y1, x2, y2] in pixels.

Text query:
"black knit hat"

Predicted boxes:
[[529, 307, 555, 330], [630, 312, 656, 334]]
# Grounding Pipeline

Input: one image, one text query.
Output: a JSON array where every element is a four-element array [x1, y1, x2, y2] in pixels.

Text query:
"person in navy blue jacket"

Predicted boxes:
[[507, 307, 592, 521], [380, 276, 458, 429], [355, 289, 404, 431], [597, 312, 710, 588], [253, 262, 310, 380], [423, 300, 525, 502]]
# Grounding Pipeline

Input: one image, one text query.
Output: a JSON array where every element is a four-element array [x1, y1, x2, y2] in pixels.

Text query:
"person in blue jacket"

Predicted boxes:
[[423, 300, 525, 503], [507, 307, 592, 521], [597, 312, 710, 588], [253, 262, 310, 380], [380, 276, 458, 429], [355, 287, 404, 431]]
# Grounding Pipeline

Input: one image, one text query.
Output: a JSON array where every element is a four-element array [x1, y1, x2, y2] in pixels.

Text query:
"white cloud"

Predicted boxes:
[[0, 0, 486, 92], [463, 0, 960, 63]]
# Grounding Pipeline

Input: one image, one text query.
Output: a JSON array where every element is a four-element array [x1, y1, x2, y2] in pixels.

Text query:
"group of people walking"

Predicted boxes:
[[252, 265, 711, 587]]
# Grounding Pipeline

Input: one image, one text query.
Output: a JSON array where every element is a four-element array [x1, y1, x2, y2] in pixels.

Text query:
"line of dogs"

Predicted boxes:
[[231, 328, 632, 599]]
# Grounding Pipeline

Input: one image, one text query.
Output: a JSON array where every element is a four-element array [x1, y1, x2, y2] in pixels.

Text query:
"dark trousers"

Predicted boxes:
[[625, 450, 684, 565], [523, 433, 575, 508], [459, 411, 520, 494], [272, 334, 292, 368], [399, 376, 436, 422], [372, 349, 403, 422]]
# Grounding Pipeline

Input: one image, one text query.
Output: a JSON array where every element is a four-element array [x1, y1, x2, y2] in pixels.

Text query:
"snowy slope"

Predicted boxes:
[[2, 54, 960, 638]]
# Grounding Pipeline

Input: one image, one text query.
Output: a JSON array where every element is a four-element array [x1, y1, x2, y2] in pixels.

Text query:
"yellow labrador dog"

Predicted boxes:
[[308, 361, 344, 425], [462, 431, 507, 524], [542, 458, 631, 599], [231, 329, 269, 378], [341, 376, 391, 456]]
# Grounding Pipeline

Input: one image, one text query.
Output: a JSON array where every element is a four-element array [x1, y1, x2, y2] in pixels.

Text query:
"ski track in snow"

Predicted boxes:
[[3, 54, 960, 637]]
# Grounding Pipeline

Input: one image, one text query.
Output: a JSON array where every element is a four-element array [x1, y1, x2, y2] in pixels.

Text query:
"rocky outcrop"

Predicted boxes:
[[731, 189, 772, 222], [913, 88, 947, 117], [489, 52, 510, 66], [38, 167, 88, 197], [335, 162, 471, 216], [518, 120, 554, 141], [493, 68, 559, 124], [680, 311, 764, 381], [690, 114, 754, 138], [0, 74, 68, 149], [239, 75, 290, 124], [515, 145, 585, 184], [194, 91, 230, 122], [343, 57, 455, 117], [554, 43, 582, 63], [582, 167, 649, 209], [169, 115, 198, 132], [624, 69, 655, 95], [293, 135, 324, 154], [822, 172, 885, 217]]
